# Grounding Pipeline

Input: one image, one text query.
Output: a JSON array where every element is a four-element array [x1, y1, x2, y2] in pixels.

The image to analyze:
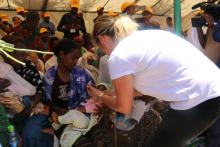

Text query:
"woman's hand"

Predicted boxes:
[[0, 96, 25, 113], [84, 97, 104, 113], [32, 103, 49, 115], [87, 83, 103, 98], [51, 112, 59, 124]]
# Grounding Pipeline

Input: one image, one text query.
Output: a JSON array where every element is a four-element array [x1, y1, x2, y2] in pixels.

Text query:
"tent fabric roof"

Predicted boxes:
[[0, 0, 204, 36], [0, 0, 203, 16]]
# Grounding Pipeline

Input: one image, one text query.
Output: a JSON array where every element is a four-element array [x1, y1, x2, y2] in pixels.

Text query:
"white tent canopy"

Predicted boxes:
[[0, 0, 204, 15], [0, 0, 204, 37]]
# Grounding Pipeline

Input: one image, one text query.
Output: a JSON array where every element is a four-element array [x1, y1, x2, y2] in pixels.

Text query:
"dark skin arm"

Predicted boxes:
[[196, 13, 215, 49], [57, 15, 70, 33], [50, 23, 56, 35], [196, 27, 207, 49], [79, 18, 86, 33]]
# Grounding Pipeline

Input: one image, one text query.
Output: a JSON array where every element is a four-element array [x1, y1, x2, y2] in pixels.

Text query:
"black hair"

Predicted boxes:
[[83, 33, 94, 49], [166, 17, 172, 21], [26, 11, 40, 21], [18, 11, 25, 15], [54, 39, 80, 57], [48, 36, 59, 52], [12, 16, 17, 21]]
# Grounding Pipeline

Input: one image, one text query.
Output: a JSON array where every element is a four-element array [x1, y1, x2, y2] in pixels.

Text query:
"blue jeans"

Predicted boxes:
[[23, 115, 54, 147]]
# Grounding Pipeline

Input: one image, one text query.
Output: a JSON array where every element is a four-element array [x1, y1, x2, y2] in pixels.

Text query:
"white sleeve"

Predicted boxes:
[[108, 55, 135, 80]]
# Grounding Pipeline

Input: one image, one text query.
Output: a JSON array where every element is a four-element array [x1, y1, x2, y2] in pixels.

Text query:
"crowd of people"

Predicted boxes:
[[0, 1, 220, 147]]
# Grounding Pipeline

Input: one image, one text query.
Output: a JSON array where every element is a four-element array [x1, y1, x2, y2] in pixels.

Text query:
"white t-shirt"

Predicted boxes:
[[108, 30, 220, 110]]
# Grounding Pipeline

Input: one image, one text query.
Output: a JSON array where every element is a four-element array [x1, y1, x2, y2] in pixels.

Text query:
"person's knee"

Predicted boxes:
[[23, 122, 42, 139], [23, 115, 52, 139]]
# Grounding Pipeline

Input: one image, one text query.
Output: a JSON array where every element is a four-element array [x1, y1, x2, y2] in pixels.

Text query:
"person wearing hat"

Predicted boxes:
[[0, 14, 25, 35], [121, 1, 136, 15], [139, 6, 160, 30], [1, 14, 9, 23], [57, 2, 86, 39], [107, 10, 119, 18], [93, 6, 104, 22], [97, 6, 104, 16], [39, 27, 50, 51], [16, 7, 25, 18], [0, 14, 12, 34], [12, 15, 25, 28], [39, 12, 56, 36]]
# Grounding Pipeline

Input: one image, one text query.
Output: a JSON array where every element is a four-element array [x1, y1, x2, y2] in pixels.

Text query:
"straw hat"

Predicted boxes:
[[43, 12, 50, 18], [121, 1, 135, 12], [1, 14, 9, 22], [16, 7, 25, 13], [40, 28, 48, 34], [145, 6, 153, 14], [97, 6, 104, 12], [70, 0, 79, 8], [107, 10, 118, 17]]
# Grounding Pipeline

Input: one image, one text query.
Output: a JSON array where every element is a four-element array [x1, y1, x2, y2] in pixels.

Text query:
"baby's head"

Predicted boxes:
[[96, 83, 109, 91], [0, 78, 10, 93]]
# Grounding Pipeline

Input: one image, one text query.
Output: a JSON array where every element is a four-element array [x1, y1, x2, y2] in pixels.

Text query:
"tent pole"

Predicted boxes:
[[6, 0, 10, 8], [174, 0, 182, 36]]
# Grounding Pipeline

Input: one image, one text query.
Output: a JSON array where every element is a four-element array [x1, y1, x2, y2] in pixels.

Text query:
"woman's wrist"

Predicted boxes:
[[98, 92, 105, 100]]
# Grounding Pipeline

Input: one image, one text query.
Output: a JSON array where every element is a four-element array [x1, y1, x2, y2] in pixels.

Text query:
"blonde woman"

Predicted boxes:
[[87, 15, 220, 147]]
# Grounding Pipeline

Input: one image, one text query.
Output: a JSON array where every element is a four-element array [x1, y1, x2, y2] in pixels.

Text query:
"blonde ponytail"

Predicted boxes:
[[114, 16, 139, 41]]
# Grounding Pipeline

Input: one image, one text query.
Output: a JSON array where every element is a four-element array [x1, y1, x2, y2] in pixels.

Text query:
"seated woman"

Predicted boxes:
[[44, 39, 97, 146], [0, 42, 53, 147]]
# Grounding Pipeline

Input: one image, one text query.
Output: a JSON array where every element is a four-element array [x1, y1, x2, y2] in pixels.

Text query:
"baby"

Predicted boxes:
[[0, 62, 36, 116], [51, 97, 102, 147], [0, 62, 36, 98]]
